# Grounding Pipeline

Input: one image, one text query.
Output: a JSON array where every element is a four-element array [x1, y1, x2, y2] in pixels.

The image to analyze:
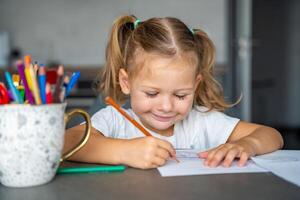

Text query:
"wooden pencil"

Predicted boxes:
[[105, 96, 180, 163], [105, 96, 152, 136], [24, 55, 41, 104], [53, 65, 64, 103]]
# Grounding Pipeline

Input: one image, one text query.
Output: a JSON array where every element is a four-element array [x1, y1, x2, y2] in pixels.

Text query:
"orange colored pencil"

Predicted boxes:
[[105, 96, 180, 163]]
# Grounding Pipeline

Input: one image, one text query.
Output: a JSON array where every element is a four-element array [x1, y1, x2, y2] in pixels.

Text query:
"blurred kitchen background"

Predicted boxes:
[[0, 0, 299, 149]]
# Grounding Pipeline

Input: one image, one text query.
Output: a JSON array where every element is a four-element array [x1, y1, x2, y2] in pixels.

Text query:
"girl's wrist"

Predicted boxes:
[[114, 139, 130, 165], [235, 137, 258, 157]]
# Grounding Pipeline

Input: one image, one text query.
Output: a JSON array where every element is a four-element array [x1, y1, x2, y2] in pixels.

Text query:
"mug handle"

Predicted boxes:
[[60, 109, 91, 162]]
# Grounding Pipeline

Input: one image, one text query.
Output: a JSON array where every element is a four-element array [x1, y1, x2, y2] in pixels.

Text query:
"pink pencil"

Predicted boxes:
[[53, 65, 64, 103]]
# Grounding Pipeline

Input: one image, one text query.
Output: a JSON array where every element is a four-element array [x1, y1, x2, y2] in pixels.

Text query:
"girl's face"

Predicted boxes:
[[119, 53, 201, 136]]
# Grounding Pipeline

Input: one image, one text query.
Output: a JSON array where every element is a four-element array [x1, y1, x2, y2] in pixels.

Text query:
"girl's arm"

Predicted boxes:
[[63, 124, 175, 169], [199, 121, 284, 167]]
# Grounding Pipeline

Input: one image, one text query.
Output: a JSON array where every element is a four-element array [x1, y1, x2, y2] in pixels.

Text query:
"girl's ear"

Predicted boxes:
[[194, 74, 202, 91], [119, 68, 130, 95]]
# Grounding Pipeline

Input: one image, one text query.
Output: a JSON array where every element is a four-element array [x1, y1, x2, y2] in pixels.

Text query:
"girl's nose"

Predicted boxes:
[[158, 96, 173, 112]]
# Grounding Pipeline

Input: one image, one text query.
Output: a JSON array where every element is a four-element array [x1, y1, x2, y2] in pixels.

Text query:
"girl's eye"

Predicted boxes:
[[145, 92, 158, 98], [175, 95, 187, 100]]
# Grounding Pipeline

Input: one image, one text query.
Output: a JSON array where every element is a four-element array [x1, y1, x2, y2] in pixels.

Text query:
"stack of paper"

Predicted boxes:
[[252, 150, 300, 187], [158, 149, 267, 177], [158, 149, 300, 187]]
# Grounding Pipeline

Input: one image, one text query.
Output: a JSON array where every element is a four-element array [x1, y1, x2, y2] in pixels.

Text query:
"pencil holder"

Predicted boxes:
[[0, 103, 91, 187]]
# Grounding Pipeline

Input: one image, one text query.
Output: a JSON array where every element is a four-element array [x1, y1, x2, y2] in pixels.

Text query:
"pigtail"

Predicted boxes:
[[96, 15, 137, 104], [193, 29, 233, 111]]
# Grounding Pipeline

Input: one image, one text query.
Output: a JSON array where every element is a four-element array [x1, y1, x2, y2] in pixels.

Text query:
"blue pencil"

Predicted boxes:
[[65, 71, 80, 97], [4, 71, 23, 103], [38, 65, 47, 104]]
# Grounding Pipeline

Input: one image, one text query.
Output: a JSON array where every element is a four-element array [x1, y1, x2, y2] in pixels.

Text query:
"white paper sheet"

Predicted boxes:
[[158, 149, 268, 177], [251, 150, 300, 187], [175, 149, 199, 158]]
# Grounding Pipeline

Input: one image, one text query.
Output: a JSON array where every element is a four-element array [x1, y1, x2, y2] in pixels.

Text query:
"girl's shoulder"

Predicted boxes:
[[190, 106, 220, 117], [92, 105, 114, 117], [187, 106, 238, 122], [91, 106, 137, 138]]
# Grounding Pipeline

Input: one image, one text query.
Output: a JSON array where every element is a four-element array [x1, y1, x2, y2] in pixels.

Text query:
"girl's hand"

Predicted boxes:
[[122, 136, 176, 169], [198, 142, 256, 167]]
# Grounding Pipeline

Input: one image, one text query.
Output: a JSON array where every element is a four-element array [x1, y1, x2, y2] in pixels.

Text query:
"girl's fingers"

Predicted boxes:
[[222, 148, 239, 167], [207, 148, 229, 167], [200, 143, 251, 167], [205, 145, 229, 166], [238, 152, 250, 166], [204, 148, 220, 166], [157, 139, 176, 157], [152, 156, 166, 166], [202, 146, 218, 160], [198, 151, 209, 158], [156, 147, 171, 160]]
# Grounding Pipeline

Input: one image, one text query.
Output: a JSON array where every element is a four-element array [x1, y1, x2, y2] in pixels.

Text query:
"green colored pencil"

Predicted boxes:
[[57, 165, 126, 174]]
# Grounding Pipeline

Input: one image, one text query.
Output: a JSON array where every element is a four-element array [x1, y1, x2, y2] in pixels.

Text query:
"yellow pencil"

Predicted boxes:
[[24, 55, 41, 105], [24, 55, 33, 90]]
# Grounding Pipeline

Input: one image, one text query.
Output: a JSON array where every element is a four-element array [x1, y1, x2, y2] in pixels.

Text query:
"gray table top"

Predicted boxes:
[[1, 161, 300, 200]]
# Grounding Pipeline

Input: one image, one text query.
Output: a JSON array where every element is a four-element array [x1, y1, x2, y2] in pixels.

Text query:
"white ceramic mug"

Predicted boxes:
[[0, 103, 91, 187]]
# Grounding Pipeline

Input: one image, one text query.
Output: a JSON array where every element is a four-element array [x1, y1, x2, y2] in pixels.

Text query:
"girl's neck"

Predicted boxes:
[[139, 118, 175, 137]]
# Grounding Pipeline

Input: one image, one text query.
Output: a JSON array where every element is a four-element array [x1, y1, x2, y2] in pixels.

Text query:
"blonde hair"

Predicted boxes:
[[96, 15, 233, 111]]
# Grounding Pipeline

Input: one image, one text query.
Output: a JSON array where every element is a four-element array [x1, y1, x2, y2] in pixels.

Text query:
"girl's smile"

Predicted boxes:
[[151, 113, 176, 122]]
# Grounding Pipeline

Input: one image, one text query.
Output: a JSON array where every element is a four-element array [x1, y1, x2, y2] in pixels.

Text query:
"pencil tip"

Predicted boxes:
[[38, 65, 46, 74], [24, 55, 31, 66], [57, 65, 64, 75]]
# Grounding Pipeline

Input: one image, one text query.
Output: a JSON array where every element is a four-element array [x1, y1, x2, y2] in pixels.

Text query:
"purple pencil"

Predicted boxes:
[[17, 61, 35, 104]]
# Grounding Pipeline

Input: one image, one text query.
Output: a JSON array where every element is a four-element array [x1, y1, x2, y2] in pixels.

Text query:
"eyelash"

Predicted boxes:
[[175, 95, 187, 100], [145, 92, 158, 98], [145, 92, 187, 100]]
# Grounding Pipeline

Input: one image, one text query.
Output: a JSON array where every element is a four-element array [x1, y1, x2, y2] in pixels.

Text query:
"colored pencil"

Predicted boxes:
[[65, 71, 80, 97], [33, 61, 39, 75], [105, 96, 180, 163], [0, 82, 10, 104], [105, 96, 152, 136], [53, 65, 64, 103], [38, 65, 47, 104], [4, 71, 23, 103], [17, 61, 35, 104], [24, 55, 33, 90], [46, 83, 53, 104], [29, 62, 41, 105], [23, 55, 41, 104], [57, 165, 126, 174]]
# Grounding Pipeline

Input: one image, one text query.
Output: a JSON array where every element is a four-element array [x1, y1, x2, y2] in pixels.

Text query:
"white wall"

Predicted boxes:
[[0, 0, 227, 66]]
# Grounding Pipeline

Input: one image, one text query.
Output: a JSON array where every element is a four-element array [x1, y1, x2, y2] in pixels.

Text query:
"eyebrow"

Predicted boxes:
[[140, 86, 194, 92], [174, 88, 194, 93]]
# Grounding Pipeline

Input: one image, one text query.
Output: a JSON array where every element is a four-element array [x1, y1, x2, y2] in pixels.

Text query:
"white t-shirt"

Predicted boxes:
[[91, 106, 240, 151]]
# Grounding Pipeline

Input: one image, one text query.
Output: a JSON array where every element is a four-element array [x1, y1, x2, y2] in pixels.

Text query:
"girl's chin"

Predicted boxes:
[[141, 116, 177, 132]]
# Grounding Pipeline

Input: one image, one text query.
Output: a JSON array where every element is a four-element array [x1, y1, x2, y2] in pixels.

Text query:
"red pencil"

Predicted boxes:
[[46, 83, 53, 104]]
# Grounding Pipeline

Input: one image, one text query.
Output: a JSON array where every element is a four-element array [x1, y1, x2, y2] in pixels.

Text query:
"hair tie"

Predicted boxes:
[[134, 19, 141, 29], [190, 28, 195, 35]]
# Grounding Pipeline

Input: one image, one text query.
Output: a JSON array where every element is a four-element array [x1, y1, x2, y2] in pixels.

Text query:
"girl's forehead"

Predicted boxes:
[[129, 51, 198, 78], [127, 55, 199, 89]]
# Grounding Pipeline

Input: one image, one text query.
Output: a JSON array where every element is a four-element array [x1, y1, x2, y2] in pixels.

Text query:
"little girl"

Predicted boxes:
[[64, 15, 283, 169]]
